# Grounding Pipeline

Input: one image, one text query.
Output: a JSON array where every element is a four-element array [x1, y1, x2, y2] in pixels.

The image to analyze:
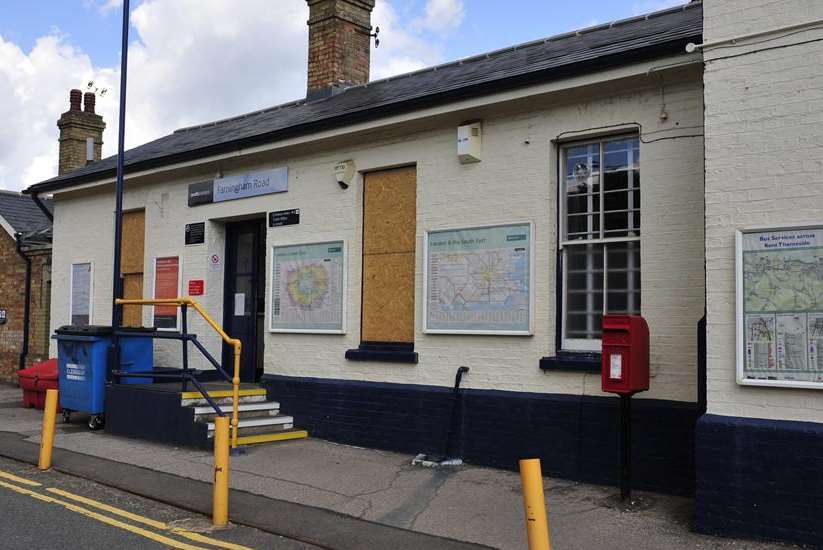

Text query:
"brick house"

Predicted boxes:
[[0, 192, 53, 381]]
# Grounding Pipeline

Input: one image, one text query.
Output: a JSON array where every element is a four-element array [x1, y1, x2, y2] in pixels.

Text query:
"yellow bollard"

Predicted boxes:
[[38, 389, 59, 470], [212, 415, 230, 527], [519, 458, 551, 550]]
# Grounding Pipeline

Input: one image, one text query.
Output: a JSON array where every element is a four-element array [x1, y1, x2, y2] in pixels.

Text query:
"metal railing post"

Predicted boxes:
[[115, 297, 242, 449], [232, 342, 241, 449], [181, 304, 189, 393]]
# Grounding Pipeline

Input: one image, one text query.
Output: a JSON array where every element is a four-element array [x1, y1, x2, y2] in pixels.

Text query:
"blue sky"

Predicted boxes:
[[0, 0, 684, 190]]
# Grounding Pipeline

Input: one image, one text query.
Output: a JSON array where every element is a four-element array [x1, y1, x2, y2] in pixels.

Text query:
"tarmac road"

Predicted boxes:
[[0, 455, 319, 550]]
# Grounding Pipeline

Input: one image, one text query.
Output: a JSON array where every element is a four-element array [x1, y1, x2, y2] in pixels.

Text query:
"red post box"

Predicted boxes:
[[601, 314, 649, 395]]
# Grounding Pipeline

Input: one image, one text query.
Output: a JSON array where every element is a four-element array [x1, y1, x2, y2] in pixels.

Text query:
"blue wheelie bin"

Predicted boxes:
[[53, 325, 113, 430], [117, 327, 155, 384]]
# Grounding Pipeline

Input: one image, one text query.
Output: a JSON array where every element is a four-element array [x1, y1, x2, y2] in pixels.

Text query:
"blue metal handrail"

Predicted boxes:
[[112, 303, 232, 418]]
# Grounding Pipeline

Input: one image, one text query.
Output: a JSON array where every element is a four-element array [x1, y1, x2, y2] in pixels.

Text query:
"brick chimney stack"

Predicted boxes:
[[306, 0, 376, 100], [57, 89, 106, 175]]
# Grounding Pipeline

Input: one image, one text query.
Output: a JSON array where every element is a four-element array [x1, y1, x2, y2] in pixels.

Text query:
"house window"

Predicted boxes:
[[560, 136, 640, 351], [153, 256, 180, 329], [70, 262, 92, 326]]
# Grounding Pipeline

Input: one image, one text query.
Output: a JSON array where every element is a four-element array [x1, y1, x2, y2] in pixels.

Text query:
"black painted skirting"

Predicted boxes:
[[105, 384, 210, 448], [262, 374, 701, 496], [696, 414, 823, 547]]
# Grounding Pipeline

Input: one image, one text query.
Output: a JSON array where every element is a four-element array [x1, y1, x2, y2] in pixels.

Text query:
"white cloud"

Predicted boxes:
[[0, 35, 106, 189], [412, 0, 465, 33], [370, 0, 444, 80], [122, 0, 309, 153], [0, 0, 466, 190]]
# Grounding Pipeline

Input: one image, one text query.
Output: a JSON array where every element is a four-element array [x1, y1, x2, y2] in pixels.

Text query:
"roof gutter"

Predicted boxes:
[[686, 17, 823, 52], [25, 35, 700, 195], [30, 191, 53, 222]]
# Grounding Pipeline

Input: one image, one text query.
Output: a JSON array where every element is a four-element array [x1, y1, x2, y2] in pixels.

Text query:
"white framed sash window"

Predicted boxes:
[[559, 135, 641, 351]]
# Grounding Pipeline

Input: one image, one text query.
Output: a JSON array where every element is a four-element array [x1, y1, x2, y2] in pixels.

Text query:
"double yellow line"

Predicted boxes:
[[0, 469, 253, 550]]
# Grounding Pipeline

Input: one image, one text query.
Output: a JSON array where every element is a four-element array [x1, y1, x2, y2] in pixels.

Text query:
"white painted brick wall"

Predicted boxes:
[[50, 67, 705, 402], [704, 1, 823, 421]]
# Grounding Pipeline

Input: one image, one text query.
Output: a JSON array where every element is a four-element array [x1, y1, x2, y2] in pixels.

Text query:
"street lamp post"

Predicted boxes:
[[110, 0, 130, 370]]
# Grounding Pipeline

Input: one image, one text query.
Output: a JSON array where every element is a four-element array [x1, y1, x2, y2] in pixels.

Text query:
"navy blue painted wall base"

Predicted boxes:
[[262, 374, 701, 495], [696, 414, 823, 547], [105, 384, 210, 449]]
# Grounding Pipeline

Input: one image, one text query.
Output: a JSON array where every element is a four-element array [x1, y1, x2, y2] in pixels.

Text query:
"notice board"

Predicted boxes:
[[737, 224, 823, 388], [270, 241, 346, 333], [153, 256, 180, 329], [424, 222, 533, 335]]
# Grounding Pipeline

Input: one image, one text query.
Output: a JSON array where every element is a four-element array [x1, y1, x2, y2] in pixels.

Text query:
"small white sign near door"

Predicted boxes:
[[234, 293, 245, 316], [209, 254, 222, 273]]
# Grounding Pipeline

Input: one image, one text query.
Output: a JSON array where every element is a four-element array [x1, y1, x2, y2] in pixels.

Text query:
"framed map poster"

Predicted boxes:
[[269, 240, 346, 333], [736, 224, 823, 388], [424, 222, 534, 335]]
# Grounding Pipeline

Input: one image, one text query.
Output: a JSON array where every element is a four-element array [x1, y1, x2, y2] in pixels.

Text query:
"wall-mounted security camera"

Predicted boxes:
[[334, 160, 355, 189]]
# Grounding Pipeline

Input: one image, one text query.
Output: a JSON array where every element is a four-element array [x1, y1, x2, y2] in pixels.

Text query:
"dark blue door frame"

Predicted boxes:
[[222, 219, 266, 382]]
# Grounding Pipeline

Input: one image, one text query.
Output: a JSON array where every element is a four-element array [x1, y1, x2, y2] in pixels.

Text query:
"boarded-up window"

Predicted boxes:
[[361, 166, 417, 343], [70, 263, 92, 326], [121, 209, 146, 327]]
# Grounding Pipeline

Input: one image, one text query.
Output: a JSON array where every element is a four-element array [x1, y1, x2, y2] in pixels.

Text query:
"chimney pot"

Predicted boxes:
[[83, 92, 96, 114], [69, 89, 82, 111]]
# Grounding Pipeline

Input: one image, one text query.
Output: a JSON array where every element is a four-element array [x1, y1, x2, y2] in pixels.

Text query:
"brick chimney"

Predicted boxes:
[[306, 0, 376, 100], [57, 89, 106, 175]]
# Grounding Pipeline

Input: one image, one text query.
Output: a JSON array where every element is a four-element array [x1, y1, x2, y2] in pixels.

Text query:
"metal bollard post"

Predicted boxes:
[[519, 458, 551, 550], [38, 389, 59, 470], [212, 415, 230, 527]]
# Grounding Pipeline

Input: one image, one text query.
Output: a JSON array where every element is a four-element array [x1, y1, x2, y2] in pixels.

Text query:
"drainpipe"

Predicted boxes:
[[14, 234, 32, 371], [443, 366, 470, 460], [30, 192, 53, 223]]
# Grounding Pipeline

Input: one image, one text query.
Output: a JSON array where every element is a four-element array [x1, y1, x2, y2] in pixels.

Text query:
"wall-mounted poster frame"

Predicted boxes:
[[423, 221, 534, 335], [736, 222, 823, 389], [69, 261, 94, 326], [152, 256, 182, 330], [269, 240, 346, 334]]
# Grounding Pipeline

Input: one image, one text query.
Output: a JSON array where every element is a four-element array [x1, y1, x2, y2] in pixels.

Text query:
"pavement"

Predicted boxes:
[[0, 383, 796, 550]]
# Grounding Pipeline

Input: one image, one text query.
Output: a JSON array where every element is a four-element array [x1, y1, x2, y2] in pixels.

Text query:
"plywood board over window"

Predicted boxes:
[[120, 209, 145, 327], [361, 166, 417, 344]]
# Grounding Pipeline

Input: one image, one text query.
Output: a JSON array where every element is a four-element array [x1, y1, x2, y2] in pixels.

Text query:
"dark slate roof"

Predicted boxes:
[[27, 2, 702, 194], [0, 191, 53, 234]]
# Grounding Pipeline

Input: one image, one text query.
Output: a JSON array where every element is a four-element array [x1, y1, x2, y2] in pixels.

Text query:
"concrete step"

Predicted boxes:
[[236, 430, 309, 446], [192, 401, 280, 421], [206, 415, 294, 438], [180, 387, 267, 407]]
